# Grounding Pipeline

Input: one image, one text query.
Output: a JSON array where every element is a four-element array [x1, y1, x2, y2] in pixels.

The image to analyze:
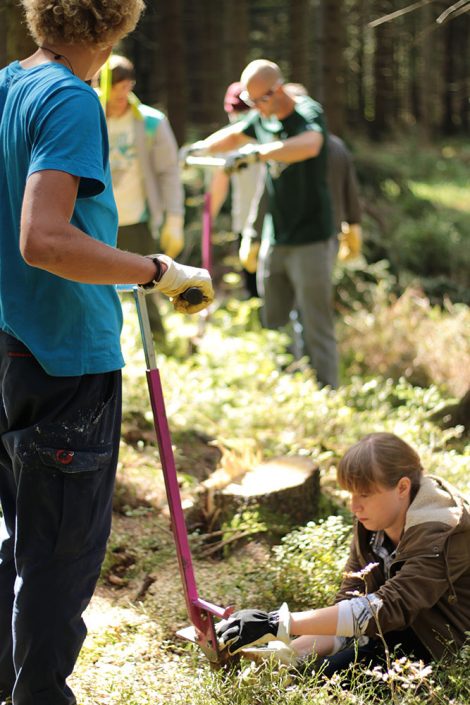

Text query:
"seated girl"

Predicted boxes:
[[216, 432, 470, 674]]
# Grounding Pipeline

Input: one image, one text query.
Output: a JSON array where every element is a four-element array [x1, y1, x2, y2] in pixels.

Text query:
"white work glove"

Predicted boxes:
[[239, 231, 260, 273], [143, 254, 213, 314], [224, 144, 261, 174], [160, 214, 185, 259], [215, 603, 291, 656], [338, 223, 362, 261]]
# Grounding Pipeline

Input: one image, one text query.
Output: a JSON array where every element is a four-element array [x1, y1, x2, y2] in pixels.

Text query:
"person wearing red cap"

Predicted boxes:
[[209, 82, 266, 298]]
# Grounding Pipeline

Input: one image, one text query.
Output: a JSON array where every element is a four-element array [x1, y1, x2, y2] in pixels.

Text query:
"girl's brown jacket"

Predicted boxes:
[[335, 475, 470, 659]]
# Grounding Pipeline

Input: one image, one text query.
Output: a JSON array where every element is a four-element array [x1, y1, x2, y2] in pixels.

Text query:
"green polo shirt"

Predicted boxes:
[[242, 96, 333, 246]]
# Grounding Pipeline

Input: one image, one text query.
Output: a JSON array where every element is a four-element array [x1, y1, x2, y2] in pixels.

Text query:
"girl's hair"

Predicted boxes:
[[337, 432, 423, 495], [21, 0, 145, 49]]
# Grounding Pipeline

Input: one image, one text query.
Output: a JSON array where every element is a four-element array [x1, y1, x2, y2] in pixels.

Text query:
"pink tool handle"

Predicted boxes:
[[202, 192, 213, 274], [146, 368, 231, 644], [122, 285, 231, 660]]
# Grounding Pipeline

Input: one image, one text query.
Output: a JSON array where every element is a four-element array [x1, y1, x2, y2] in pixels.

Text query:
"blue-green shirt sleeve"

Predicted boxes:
[[28, 86, 107, 198]]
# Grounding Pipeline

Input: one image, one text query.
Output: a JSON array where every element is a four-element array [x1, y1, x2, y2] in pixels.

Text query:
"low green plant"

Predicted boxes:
[[354, 138, 470, 303], [268, 516, 352, 609]]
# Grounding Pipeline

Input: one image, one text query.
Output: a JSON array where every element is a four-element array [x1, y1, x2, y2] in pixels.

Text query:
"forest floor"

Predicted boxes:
[[67, 298, 469, 705], [69, 448, 274, 705], [68, 137, 470, 703]]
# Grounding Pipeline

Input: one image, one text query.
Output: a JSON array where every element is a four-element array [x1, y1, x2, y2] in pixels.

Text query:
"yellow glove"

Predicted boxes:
[[239, 234, 260, 274], [338, 223, 362, 261], [160, 214, 185, 259], [149, 254, 213, 314]]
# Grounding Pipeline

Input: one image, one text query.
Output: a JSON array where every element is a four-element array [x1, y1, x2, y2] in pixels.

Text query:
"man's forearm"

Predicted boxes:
[[21, 218, 159, 285], [20, 170, 162, 285], [258, 132, 323, 164], [200, 123, 249, 153]]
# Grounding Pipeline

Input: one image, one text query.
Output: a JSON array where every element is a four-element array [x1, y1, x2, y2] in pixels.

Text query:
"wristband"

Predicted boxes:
[[142, 257, 164, 289]]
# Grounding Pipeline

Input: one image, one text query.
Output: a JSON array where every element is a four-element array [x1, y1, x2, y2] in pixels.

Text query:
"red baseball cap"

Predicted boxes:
[[224, 82, 251, 114]]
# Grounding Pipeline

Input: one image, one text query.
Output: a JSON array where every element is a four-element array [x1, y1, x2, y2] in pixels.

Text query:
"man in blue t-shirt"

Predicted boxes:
[[0, 3, 213, 704], [186, 60, 338, 388]]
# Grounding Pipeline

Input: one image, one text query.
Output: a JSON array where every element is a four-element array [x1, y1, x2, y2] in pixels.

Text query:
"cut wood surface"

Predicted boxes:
[[205, 455, 321, 526]]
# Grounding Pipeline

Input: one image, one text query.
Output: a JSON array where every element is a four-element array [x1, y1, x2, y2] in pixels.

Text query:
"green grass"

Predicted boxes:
[[408, 181, 469, 212]]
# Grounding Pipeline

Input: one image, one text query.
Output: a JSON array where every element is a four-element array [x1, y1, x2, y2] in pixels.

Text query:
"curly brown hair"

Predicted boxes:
[[21, 0, 145, 48]]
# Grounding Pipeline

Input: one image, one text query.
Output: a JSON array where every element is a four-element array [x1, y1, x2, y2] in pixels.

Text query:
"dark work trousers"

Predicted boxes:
[[320, 628, 431, 680], [258, 238, 339, 389], [0, 331, 122, 705]]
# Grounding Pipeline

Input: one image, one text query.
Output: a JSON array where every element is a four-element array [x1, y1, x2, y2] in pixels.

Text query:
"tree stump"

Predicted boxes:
[[203, 455, 321, 527]]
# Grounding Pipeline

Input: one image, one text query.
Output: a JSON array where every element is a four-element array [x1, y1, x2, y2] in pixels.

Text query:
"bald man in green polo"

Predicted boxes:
[[190, 60, 338, 388]]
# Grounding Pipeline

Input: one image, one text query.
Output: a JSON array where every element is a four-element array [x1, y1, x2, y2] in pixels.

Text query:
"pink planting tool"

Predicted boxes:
[[118, 284, 232, 662]]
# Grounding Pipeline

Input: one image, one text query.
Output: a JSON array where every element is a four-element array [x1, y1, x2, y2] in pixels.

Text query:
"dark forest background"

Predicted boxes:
[[1, 0, 469, 145]]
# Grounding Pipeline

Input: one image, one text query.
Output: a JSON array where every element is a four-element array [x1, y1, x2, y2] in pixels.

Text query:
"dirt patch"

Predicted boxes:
[[114, 431, 223, 515]]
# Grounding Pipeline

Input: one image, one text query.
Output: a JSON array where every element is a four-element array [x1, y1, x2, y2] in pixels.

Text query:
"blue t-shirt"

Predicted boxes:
[[0, 61, 124, 376]]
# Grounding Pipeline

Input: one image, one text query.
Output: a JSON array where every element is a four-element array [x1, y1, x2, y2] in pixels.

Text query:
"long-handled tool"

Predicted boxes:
[[184, 152, 254, 175], [179, 153, 216, 342], [118, 284, 232, 663], [202, 191, 213, 275]]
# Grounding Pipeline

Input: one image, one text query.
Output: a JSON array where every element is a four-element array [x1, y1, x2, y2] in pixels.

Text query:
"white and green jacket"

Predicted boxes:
[[127, 93, 184, 229]]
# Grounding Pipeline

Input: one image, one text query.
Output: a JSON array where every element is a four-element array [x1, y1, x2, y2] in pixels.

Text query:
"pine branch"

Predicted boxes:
[[436, 0, 470, 23], [368, 0, 437, 28]]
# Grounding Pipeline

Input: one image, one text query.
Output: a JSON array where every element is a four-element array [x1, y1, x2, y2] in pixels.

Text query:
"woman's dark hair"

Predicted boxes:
[[337, 432, 423, 495]]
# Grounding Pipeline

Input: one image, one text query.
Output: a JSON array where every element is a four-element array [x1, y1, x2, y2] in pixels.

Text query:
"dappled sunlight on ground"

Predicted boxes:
[[70, 586, 197, 705], [82, 591, 146, 634]]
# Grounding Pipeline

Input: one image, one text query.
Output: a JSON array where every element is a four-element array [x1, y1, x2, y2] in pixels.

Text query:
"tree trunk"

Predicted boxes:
[[441, 15, 457, 134], [356, 0, 367, 127], [289, 0, 310, 89], [185, 0, 226, 133], [121, 6, 159, 112], [0, 4, 8, 68], [202, 456, 321, 527], [417, 3, 436, 140], [344, 0, 367, 130], [4, 0, 35, 63], [157, 0, 187, 144], [372, 1, 395, 138], [310, 0, 324, 101], [455, 12, 470, 134], [321, 0, 346, 135], [224, 0, 249, 82], [409, 11, 420, 126]]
